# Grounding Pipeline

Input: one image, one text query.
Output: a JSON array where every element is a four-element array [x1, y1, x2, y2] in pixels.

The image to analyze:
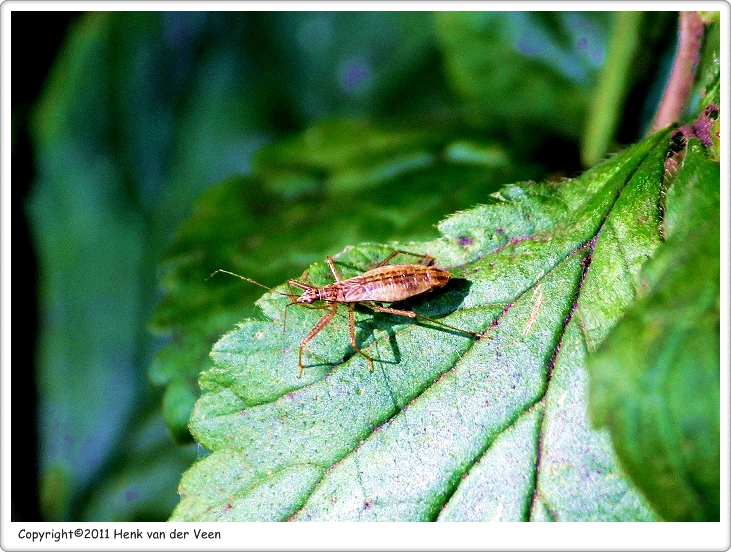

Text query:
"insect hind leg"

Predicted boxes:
[[362, 301, 485, 339], [374, 250, 436, 268]]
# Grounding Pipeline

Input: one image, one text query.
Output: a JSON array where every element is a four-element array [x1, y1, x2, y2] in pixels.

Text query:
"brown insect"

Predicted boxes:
[[212, 250, 484, 377]]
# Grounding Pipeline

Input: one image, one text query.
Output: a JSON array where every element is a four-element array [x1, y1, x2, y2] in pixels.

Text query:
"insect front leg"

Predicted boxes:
[[325, 257, 344, 282], [298, 302, 338, 378]]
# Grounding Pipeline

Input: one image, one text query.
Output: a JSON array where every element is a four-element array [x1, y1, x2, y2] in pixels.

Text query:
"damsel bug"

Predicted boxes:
[[211, 250, 485, 377]]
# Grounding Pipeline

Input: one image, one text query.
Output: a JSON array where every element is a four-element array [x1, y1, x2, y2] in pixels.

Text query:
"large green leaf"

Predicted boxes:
[[171, 128, 683, 521]]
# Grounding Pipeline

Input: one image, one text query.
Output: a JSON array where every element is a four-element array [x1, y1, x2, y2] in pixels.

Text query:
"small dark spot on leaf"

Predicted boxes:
[[457, 235, 473, 247]]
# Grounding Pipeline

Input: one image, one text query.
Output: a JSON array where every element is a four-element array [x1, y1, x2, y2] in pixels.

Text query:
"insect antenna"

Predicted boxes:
[[208, 269, 281, 293], [207, 269, 300, 327]]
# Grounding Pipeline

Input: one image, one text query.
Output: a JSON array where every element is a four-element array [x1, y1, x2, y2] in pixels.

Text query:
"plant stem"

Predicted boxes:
[[651, 12, 705, 132], [581, 12, 642, 167]]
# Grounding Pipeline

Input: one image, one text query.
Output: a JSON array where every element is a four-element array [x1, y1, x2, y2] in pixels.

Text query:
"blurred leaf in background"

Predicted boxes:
[[17, 9, 690, 523], [12, 9, 81, 523]]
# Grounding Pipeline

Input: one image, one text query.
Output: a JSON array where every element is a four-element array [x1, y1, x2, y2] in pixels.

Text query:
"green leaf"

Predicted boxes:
[[588, 139, 720, 521], [171, 129, 675, 521], [690, 18, 721, 118]]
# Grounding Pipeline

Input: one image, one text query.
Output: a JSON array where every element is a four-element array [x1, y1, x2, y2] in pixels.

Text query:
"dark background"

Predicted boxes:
[[12, 11, 82, 521]]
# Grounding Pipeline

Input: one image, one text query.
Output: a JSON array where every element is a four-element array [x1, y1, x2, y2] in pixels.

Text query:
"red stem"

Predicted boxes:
[[651, 12, 705, 132]]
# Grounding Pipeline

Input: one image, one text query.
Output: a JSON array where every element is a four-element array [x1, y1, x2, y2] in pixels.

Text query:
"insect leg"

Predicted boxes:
[[374, 250, 436, 268], [325, 257, 344, 283], [362, 302, 486, 339], [347, 302, 374, 371], [363, 303, 417, 319], [288, 279, 313, 292], [297, 302, 338, 378]]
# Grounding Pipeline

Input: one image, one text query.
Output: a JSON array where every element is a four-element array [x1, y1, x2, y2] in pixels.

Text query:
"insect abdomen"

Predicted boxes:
[[335, 264, 450, 303]]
